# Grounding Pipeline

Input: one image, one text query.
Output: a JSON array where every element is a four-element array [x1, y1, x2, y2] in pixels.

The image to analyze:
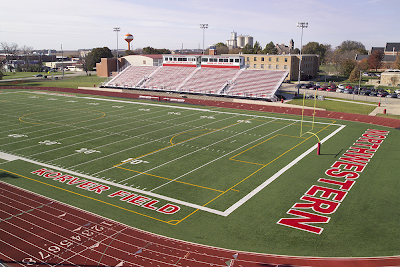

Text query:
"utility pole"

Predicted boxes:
[[113, 27, 120, 74], [200, 24, 208, 55], [297, 22, 308, 95]]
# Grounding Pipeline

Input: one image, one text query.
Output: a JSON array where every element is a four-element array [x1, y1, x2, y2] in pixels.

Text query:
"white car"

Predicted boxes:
[[337, 84, 345, 89], [394, 89, 400, 94], [336, 88, 343, 93]]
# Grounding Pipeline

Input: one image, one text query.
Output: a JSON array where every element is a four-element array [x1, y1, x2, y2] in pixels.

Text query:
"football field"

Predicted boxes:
[[0, 89, 399, 257]]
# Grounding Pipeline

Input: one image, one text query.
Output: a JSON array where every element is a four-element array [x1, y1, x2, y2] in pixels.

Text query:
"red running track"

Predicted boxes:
[[1, 182, 400, 267]]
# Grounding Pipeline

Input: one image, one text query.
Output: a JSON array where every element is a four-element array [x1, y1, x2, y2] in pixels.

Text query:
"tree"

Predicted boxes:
[[85, 47, 113, 71], [336, 40, 367, 54], [302, 42, 331, 63], [349, 64, 361, 82], [214, 43, 229, 55], [241, 43, 254, 54], [142, 46, 171, 54], [1, 42, 19, 56], [263, 41, 278, 55], [368, 50, 384, 71], [392, 54, 400, 69], [341, 59, 356, 77], [358, 58, 369, 72], [125, 50, 136, 55], [253, 41, 262, 54], [291, 48, 300, 54], [241, 41, 262, 54], [228, 47, 241, 54]]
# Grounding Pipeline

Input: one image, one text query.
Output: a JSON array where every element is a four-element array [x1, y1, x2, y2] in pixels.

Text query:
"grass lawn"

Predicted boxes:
[[1, 75, 108, 88], [288, 97, 377, 115], [1, 71, 68, 79]]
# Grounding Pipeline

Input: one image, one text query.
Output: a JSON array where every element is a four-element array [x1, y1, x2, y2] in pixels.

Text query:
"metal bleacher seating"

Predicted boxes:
[[106, 66, 159, 88], [104, 65, 288, 100], [141, 66, 195, 91], [226, 70, 288, 99], [179, 68, 240, 94]]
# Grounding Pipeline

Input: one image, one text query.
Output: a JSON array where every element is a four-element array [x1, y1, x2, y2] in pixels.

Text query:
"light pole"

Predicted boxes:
[[113, 27, 120, 74], [200, 24, 208, 55], [297, 22, 308, 95]]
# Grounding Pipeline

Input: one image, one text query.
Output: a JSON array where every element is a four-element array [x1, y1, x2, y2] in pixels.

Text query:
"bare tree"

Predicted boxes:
[[20, 45, 33, 55], [1, 42, 19, 56]]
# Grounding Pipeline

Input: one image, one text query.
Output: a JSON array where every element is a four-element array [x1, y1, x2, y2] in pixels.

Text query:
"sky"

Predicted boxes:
[[1, 0, 399, 52]]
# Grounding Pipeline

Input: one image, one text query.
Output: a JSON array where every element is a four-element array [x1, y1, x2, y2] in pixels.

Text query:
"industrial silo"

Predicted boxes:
[[245, 36, 253, 48], [237, 35, 245, 48]]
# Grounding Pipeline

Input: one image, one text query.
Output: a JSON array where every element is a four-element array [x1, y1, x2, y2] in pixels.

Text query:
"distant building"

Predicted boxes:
[[380, 69, 400, 87], [96, 55, 163, 77], [276, 39, 295, 55], [226, 31, 253, 49], [240, 54, 319, 81]]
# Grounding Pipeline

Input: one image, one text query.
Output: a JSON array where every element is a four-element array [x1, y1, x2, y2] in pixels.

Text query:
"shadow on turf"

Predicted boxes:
[[0, 172, 19, 179]]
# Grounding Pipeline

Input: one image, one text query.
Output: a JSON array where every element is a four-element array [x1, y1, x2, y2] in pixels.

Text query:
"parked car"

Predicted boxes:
[[343, 89, 353, 94], [394, 89, 400, 94], [369, 92, 378, 97], [35, 74, 43, 77], [337, 84, 345, 89], [377, 92, 388, 97], [318, 87, 327, 91], [360, 90, 371, 96], [346, 85, 353, 90], [336, 88, 344, 93], [386, 93, 398, 98], [326, 88, 336, 92]]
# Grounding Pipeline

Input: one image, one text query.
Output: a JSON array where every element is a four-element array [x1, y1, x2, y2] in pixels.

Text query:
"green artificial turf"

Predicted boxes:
[[0, 88, 399, 257]]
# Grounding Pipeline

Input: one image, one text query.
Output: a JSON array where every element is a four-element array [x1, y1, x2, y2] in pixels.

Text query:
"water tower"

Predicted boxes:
[[124, 33, 134, 50]]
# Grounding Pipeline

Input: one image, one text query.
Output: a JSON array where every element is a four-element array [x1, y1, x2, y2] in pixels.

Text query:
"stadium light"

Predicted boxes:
[[297, 22, 308, 95], [200, 24, 208, 55], [113, 27, 120, 73]]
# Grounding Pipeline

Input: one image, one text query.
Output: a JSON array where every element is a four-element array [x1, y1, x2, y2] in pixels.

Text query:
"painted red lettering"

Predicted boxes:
[[66, 178, 87, 185], [120, 194, 137, 201], [318, 178, 355, 191], [339, 154, 370, 165], [31, 168, 53, 176], [277, 209, 330, 234], [88, 185, 110, 194], [347, 147, 375, 155], [53, 175, 74, 183], [43, 172, 62, 178], [108, 190, 130, 198], [292, 196, 340, 214], [157, 204, 180, 214], [325, 168, 359, 179], [305, 185, 347, 202], [143, 200, 159, 210], [127, 196, 151, 206], [76, 181, 97, 189], [331, 161, 365, 172]]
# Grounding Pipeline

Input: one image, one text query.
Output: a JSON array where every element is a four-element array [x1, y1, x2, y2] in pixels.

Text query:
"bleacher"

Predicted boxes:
[[226, 70, 288, 99], [104, 57, 288, 101], [179, 68, 240, 94], [141, 66, 195, 91], [107, 66, 159, 88]]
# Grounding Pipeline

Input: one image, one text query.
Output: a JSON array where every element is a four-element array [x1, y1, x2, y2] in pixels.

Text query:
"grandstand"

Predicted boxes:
[[104, 55, 288, 101]]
